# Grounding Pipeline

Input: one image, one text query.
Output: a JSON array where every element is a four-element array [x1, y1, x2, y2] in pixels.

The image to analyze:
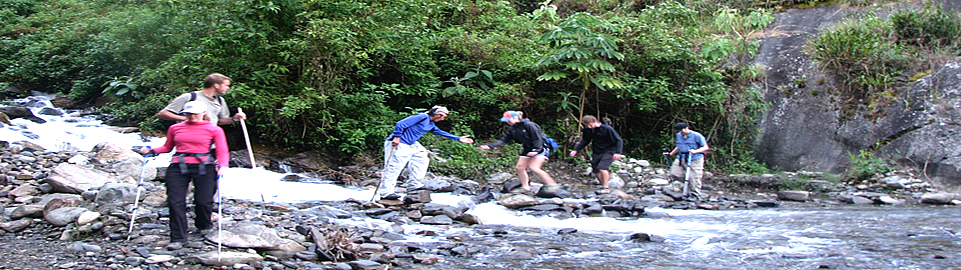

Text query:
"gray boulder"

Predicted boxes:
[[778, 190, 811, 202], [497, 193, 539, 209], [43, 163, 116, 194], [45, 207, 88, 226], [420, 215, 454, 225], [94, 183, 138, 206], [185, 251, 263, 267], [0, 219, 32, 232], [206, 222, 287, 250], [919, 193, 960, 205], [10, 204, 45, 219]]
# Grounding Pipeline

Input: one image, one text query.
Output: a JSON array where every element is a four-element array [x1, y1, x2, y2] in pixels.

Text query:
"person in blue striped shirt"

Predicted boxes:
[[379, 106, 474, 200]]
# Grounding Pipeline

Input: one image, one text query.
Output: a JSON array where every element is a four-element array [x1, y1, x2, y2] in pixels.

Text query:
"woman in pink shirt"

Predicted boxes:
[[140, 100, 229, 248]]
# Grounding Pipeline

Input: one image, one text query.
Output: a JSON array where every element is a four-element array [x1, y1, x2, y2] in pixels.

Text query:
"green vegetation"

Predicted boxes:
[[846, 149, 893, 181], [808, 2, 961, 112], [0, 0, 860, 178]]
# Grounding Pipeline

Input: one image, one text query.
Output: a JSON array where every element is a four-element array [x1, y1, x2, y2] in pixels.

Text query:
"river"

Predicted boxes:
[[2, 94, 960, 269]]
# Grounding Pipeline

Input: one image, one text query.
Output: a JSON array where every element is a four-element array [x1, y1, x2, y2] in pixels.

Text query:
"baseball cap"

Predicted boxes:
[[674, 122, 688, 131], [182, 100, 206, 115], [500, 111, 522, 122], [431, 106, 449, 116]]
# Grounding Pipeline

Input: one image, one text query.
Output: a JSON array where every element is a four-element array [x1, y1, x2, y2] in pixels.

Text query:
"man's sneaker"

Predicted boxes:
[[381, 194, 401, 200], [165, 241, 185, 250]]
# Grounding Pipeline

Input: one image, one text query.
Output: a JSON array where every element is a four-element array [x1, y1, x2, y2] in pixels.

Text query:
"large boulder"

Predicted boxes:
[[206, 222, 287, 250], [185, 251, 263, 267], [94, 183, 138, 206], [753, 1, 961, 193], [43, 163, 117, 194], [45, 207, 88, 226], [919, 192, 961, 205], [497, 193, 539, 209]]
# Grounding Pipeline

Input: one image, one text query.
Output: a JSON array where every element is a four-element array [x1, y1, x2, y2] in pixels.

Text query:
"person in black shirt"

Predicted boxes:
[[570, 115, 624, 189], [481, 111, 558, 192]]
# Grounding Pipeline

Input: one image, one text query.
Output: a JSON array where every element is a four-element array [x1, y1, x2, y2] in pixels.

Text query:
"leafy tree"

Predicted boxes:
[[534, 7, 625, 128]]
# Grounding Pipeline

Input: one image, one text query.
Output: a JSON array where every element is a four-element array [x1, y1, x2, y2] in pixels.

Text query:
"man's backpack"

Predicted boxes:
[[160, 92, 224, 130]]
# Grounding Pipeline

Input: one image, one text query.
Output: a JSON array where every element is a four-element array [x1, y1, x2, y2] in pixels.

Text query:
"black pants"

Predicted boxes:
[[165, 163, 217, 242]]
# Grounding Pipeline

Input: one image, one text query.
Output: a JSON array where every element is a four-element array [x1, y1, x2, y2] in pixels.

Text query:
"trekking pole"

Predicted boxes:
[[370, 146, 397, 202], [217, 174, 223, 262], [682, 153, 692, 197], [237, 108, 257, 169], [661, 148, 670, 167], [126, 149, 153, 241], [237, 108, 266, 203]]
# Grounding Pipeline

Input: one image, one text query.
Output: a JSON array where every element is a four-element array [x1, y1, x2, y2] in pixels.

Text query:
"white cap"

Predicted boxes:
[[182, 100, 206, 114], [431, 106, 449, 116]]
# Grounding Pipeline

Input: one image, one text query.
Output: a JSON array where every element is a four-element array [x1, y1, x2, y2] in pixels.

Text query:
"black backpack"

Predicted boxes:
[[160, 92, 224, 129]]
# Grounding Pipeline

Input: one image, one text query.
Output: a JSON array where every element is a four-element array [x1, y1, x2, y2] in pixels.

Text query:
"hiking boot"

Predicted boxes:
[[381, 193, 401, 200], [165, 241, 185, 250]]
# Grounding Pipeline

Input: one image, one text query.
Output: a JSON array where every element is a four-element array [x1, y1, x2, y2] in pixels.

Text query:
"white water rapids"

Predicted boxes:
[[3, 94, 960, 269]]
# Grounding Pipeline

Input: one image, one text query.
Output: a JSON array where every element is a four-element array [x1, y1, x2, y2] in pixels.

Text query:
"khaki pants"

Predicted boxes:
[[670, 157, 704, 198]]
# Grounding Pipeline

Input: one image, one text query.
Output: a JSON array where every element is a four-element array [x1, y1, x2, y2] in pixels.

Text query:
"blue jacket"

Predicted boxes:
[[386, 113, 460, 145]]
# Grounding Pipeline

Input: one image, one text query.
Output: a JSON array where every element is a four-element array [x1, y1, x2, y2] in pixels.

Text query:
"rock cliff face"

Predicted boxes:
[[753, 0, 961, 192]]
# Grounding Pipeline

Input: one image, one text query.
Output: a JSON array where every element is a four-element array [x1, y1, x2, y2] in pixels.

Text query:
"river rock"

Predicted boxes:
[[404, 190, 432, 204], [10, 204, 44, 219], [45, 207, 87, 226], [877, 196, 903, 205], [207, 222, 287, 249], [609, 174, 625, 189], [919, 193, 960, 205], [413, 254, 439, 265], [347, 260, 382, 270], [0, 218, 32, 232], [94, 183, 138, 206], [839, 194, 874, 205], [421, 203, 460, 219], [44, 163, 116, 194], [8, 184, 40, 198], [629, 232, 666, 243], [91, 142, 140, 162], [535, 185, 571, 198], [412, 176, 454, 192], [77, 211, 101, 225], [458, 213, 481, 225], [421, 215, 454, 225], [487, 173, 514, 185], [42, 196, 84, 216], [187, 251, 264, 267], [497, 193, 539, 209], [145, 255, 175, 264], [109, 156, 156, 183], [610, 189, 636, 200], [778, 190, 810, 202]]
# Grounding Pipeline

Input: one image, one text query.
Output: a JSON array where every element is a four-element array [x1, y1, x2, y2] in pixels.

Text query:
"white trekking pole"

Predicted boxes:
[[217, 174, 223, 262], [127, 149, 153, 241], [237, 108, 257, 169]]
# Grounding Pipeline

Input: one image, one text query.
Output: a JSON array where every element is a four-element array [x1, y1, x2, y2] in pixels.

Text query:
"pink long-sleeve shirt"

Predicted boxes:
[[152, 121, 229, 167]]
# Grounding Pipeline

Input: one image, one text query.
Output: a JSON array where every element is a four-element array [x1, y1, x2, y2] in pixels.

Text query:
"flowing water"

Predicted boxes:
[[3, 95, 960, 269]]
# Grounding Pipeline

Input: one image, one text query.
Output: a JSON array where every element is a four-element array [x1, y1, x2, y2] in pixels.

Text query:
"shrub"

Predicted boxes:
[[846, 149, 893, 181]]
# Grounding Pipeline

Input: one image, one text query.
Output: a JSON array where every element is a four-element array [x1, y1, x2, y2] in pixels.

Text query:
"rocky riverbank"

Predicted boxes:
[[1, 137, 959, 270]]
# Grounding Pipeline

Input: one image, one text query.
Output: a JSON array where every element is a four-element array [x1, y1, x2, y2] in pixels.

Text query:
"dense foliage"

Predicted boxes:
[[0, 0, 788, 176], [808, 2, 961, 112]]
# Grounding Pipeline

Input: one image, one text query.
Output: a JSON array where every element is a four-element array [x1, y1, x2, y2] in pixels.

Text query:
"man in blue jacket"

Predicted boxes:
[[380, 106, 474, 200], [570, 115, 624, 189], [665, 123, 710, 200]]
